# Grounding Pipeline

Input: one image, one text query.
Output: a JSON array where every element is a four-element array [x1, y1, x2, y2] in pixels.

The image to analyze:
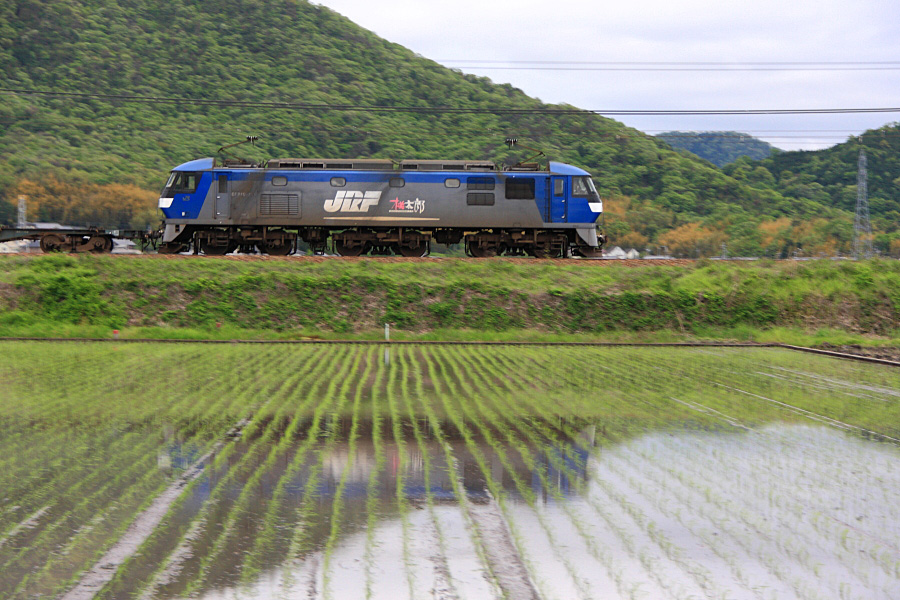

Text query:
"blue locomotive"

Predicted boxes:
[[157, 144, 605, 258]]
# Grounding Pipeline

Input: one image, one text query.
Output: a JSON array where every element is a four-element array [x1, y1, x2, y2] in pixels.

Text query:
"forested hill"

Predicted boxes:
[[655, 132, 774, 167], [0, 0, 897, 256], [0, 1, 777, 223], [725, 124, 900, 221]]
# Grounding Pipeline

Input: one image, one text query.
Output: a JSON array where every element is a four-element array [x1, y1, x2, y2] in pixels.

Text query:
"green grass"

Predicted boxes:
[[1, 254, 900, 343]]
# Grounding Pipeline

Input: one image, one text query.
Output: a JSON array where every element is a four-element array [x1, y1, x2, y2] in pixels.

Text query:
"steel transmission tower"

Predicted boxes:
[[853, 148, 873, 259]]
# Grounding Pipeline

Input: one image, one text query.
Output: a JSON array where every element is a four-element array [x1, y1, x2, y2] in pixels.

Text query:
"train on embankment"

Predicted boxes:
[[1, 141, 606, 258]]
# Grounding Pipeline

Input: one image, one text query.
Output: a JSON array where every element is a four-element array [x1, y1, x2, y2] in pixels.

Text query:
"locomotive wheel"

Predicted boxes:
[[334, 242, 364, 257], [398, 244, 427, 258], [469, 245, 497, 258], [39, 233, 67, 253], [200, 240, 236, 255], [84, 235, 113, 253], [258, 242, 293, 256]]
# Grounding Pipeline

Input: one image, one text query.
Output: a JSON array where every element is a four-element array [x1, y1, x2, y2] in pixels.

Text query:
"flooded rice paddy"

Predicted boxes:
[[0, 342, 899, 599]]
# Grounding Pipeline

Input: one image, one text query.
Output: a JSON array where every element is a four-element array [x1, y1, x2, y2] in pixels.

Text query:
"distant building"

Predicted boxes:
[[602, 246, 641, 259]]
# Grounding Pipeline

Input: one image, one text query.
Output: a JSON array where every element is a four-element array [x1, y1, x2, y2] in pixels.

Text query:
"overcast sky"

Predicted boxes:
[[315, 0, 900, 151]]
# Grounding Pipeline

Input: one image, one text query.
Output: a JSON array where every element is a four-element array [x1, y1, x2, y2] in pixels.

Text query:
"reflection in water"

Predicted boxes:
[[110, 417, 594, 600]]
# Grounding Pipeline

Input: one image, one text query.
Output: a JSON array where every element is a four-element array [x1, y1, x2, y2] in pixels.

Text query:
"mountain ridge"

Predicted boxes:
[[1, 0, 897, 255]]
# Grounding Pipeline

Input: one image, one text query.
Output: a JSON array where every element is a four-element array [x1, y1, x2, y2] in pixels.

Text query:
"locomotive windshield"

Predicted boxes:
[[571, 176, 598, 197], [160, 172, 199, 197]]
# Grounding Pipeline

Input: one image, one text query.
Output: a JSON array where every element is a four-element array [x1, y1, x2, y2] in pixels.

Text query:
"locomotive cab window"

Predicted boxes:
[[554, 179, 564, 196], [572, 176, 597, 197], [217, 175, 228, 193], [162, 172, 198, 197], [505, 178, 535, 200], [330, 177, 346, 187]]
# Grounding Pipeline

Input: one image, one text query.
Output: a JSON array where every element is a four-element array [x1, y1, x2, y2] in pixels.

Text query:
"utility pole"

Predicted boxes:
[[853, 148, 873, 259], [17, 195, 27, 228]]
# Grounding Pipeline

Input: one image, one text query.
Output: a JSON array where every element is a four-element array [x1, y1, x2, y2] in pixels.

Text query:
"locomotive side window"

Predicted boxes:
[[554, 179, 564, 196], [390, 178, 406, 188], [272, 176, 288, 187], [467, 193, 495, 206], [330, 177, 346, 187], [505, 178, 535, 200], [217, 175, 228, 193], [467, 177, 495, 190], [444, 178, 460, 188]]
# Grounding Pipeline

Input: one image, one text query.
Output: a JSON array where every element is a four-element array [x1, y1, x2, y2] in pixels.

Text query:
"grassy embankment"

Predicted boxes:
[[1, 254, 899, 345]]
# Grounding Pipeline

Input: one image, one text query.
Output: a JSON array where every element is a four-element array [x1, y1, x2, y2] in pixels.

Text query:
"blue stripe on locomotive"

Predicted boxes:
[[163, 158, 600, 227]]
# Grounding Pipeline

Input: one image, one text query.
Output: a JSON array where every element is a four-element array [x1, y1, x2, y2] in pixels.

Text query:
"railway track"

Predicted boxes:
[[0, 252, 697, 266]]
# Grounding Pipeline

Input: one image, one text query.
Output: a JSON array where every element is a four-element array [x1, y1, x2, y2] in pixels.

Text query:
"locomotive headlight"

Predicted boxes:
[[588, 200, 603, 213], [159, 197, 174, 209]]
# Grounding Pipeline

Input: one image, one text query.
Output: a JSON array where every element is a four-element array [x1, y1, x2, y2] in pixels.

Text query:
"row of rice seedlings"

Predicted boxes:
[[479, 347, 739, 599], [0, 342, 155, 419], [362, 349, 387, 600], [453, 346, 698, 600], [4, 442, 169, 598], [653, 422, 900, 580], [3, 344, 290, 599], [442, 346, 606, 599], [610, 432, 894, 599], [320, 345, 379, 600], [275, 347, 370, 597], [669, 350, 899, 440], [739, 347, 900, 395], [399, 347, 464, 599], [1, 344, 310, 596], [0, 346, 226, 598], [426, 346, 566, 599], [0, 344, 179, 496], [641, 348, 900, 437], [159, 345, 295, 442], [591, 428, 811, 597], [520, 350, 900, 596], [178, 345, 353, 594], [389, 346, 418, 597], [0, 345, 141, 475], [163, 345, 360, 598], [101, 345, 344, 600], [239, 346, 365, 584], [416, 347, 506, 598]]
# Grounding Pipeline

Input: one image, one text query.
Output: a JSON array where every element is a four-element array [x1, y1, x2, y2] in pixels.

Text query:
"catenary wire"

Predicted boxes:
[[2, 88, 900, 116]]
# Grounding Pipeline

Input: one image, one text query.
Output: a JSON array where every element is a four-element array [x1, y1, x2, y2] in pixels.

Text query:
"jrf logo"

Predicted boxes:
[[324, 191, 382, 213]]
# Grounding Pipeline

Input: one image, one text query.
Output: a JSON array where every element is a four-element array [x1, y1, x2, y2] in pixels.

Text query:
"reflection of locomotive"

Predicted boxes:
[[157, 142, 606, 258]]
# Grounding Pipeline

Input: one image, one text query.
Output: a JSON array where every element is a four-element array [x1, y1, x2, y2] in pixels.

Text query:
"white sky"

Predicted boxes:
[[315, 0, 900, 150]]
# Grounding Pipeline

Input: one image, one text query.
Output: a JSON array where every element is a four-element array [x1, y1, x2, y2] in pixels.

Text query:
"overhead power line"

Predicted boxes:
[[439, 60, 900, 72], [2, 88, 900, 116]]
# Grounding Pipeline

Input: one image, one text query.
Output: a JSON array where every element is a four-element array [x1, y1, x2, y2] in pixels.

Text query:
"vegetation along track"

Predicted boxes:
[[1, 342, 899, 599]]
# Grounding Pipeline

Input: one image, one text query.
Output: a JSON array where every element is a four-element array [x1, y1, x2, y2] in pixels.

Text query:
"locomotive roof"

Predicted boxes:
[[172, 157, 585, 174]]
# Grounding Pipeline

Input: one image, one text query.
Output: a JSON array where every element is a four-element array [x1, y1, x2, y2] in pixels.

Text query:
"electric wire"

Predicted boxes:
[[2, 88, 900, 116], [438, 60, 900, 72]]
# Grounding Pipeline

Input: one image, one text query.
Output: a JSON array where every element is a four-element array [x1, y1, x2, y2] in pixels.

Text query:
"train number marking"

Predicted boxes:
[[324, 191, 382, 213]]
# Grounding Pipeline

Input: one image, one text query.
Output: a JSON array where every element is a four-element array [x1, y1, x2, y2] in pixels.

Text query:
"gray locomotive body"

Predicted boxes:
[[158, 157, 605, 257]]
